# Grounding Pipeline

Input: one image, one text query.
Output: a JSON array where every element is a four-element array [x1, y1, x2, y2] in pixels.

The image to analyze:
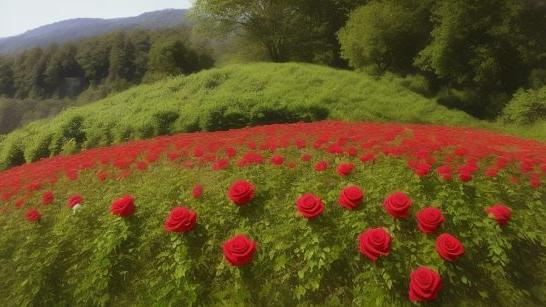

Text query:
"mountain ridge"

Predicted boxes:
[[0, 9, 189, 54]]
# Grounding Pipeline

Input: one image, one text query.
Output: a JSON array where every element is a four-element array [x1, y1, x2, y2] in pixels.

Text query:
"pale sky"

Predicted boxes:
[[0, 0, 193, 38]]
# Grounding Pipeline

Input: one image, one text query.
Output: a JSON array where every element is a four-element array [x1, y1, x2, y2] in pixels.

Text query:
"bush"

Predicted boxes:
[[152, 111, 180, 135], [502, 87, 546, 124], [399, 74, 432, 97], [24, 133, 52, 162], [200, 104, 250, 131], [0, 121, 545, 305]]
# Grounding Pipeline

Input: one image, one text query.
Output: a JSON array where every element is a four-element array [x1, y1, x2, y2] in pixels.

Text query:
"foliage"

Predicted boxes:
[[502, 87, 546, 125], [0, 62, 484, 169], [192, 0, 366, 65], [0, 121, 545, 305], [338, 0, 432, 74], [414, 0, 546, 118], [0, 27, 214, 100]]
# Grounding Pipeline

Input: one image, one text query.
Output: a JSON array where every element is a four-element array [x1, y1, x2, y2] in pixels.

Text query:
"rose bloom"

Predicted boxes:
[[338, 186, 364, 210], [336, 163, 354, 176], [227, 180, 255, 206], [409, 267, 442, 302], [67, 194, 83, 208], [296, 194, 325, 219], [271, 155, 284, 166], [358, 228, 391, 261], [25, 208, 41, 222], [223, 234, 257, 266], [314, 161, 328, 172], [192, 184, 204, 199], [383, 192, 413, 219], [435, 233, 464, 261], [42, 191, 54, 205], [485, 204, 512, 225], [110, 195, 136, 217], [164, 207, 197, 233], [415, 207, 444, 234]]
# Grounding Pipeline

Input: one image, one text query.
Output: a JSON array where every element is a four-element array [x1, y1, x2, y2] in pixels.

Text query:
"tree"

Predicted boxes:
[[44, 44, 82, 97], [192, 0, 366, 64], [0, 57, 15, 97], [338, 0, 432, 74], [414, 0, 545, 117], [146, 36, 213, 80], [107, 33, 135, 83], [76, 37, 111, 85]]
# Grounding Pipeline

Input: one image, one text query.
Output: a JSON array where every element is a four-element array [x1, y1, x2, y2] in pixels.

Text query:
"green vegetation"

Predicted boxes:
[[0, 27, 213, 101], [503, 86, 546, 125], [1, 62, 544, 170], [336, 0, 546, 119], [0, 62, 468, 168], [0, 122, 544, 305]]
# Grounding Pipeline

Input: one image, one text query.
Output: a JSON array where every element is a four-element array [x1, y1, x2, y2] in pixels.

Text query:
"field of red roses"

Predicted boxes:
[[0, 121, 545, 306]]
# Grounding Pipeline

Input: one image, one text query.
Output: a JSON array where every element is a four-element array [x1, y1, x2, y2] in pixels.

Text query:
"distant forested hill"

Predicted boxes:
[[0, 9, 189, 54]]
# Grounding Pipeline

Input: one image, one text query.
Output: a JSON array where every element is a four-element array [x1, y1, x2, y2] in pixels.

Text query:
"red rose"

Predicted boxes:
[[383, 192, 413, 219], [227, 180, 255, 206], [437, 165, 452, 181], [314, 161, 328, 171], [223, 234, 257, 266], [301, 154, 312, 162], [485, 204, 512, 225], [436, 233, 464, 261], [459, 172, 472, 182], [358, 228, 391, 261], [409, 267, 442, 302], [296, 194, 324, 219], [67, 194, 83, 208], [338, 186, 364, 210], [337, 163, 354, 176], [360, 153, 375, 164], [415, 207, 444, 234], [42, 191, 54, 205], [25, 208, 41, 222], [111, 195, 135, 217], [414, 162, 432, 177], [271, 155, 284, 166], [192, 184, 203, 199], [164, 207, 197, 233]]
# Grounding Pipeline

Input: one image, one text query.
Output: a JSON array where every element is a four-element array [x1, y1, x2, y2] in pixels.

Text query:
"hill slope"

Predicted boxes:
[[0, 62, 482, 168], [0, 9, 189, 54]]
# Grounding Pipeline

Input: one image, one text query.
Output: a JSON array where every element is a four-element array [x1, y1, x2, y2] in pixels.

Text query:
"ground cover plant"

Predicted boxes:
[[0, 121, 545, 306]]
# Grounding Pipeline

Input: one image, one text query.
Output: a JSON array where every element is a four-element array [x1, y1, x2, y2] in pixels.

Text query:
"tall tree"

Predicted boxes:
[[192, 0, 366, 65], [0, 57, 15, 97], [338, 0, 432, 73], [76, 38, 111, 85]]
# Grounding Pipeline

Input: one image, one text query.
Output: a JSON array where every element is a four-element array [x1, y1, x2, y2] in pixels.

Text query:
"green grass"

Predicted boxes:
[[0, 62, 543, 169]]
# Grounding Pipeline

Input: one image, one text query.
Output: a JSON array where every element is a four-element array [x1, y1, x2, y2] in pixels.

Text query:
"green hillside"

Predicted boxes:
[[0, 62, 540, 169]]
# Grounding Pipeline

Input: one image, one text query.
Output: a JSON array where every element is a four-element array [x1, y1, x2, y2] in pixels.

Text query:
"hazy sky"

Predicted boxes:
[[0, 0, 193, 38]]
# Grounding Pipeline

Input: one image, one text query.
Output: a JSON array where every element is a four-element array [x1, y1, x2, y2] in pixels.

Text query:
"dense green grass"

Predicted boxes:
[[0, 62, 542, 169]]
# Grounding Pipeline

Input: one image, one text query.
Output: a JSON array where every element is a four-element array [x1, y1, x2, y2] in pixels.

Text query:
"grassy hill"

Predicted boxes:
[[0, 62, 542, 169]]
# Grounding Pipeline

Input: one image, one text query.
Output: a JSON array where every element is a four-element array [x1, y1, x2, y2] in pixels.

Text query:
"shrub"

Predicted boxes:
[[24, 133, 52, 162], [152, 111, 180, 135], [399, 74, 432, 97], [200, 104, 250, 131], [0, 121, 544, 306], [502, 87, 546, 124]]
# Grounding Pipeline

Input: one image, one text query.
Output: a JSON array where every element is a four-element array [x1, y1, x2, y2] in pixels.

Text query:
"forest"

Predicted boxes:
[[0, 0, 545, 135]]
